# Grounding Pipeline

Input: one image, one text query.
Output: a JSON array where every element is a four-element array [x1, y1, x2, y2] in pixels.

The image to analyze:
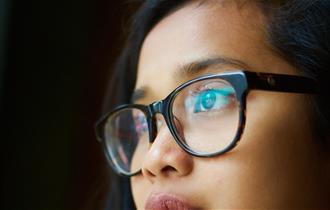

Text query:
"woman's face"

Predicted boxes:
[[131, 1, 329, 209]]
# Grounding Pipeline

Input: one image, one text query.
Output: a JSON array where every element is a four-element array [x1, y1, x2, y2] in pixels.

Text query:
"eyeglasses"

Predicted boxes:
[[95, 70, 317, 177]]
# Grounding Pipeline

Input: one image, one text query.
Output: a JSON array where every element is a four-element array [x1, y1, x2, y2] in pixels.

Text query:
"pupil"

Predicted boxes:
[[201, 91, 216, 109]]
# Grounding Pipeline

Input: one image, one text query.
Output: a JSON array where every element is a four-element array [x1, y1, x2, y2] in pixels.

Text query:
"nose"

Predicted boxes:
[[141, 114, 193, 182]]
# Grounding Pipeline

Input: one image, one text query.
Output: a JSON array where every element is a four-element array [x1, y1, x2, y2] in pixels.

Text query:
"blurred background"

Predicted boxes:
[[0, 0, 139, 209]]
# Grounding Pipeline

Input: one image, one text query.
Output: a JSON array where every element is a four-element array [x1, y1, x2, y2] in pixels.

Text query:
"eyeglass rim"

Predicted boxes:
[[95, 70, 318, 176], [164, 72, 247, 157]]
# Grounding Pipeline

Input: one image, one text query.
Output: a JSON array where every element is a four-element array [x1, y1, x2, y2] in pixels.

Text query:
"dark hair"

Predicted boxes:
[[103, 0, 330, 209]]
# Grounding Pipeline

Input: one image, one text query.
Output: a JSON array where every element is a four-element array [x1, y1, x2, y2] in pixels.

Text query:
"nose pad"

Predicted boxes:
[[156, 115, 164, 131], [150, 114, 166, 142]]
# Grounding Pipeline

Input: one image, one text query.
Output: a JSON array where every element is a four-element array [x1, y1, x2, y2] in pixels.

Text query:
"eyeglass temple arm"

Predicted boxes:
[[245, 71, 318, 94]]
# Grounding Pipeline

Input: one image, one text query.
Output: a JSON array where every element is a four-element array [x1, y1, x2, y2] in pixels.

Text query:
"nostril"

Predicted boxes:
[[161, 166, 177, 174]]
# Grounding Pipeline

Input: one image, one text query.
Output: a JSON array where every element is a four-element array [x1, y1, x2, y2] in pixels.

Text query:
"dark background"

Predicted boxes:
[[0, 0, 138, 209]]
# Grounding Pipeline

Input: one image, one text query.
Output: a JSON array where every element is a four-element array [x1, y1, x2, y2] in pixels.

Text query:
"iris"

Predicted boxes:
[[193, 87, 234, 113]]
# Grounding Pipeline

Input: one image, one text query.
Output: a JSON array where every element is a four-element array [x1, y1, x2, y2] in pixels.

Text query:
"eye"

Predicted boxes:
[[185, 86, 236, 114], [133, 111, 148, 134]]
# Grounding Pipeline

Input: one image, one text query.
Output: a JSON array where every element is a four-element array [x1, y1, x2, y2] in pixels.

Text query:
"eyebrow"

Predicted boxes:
[[131, 88, 147, 103], [131, 56, 250, 103], [177, 56, 250, 78]]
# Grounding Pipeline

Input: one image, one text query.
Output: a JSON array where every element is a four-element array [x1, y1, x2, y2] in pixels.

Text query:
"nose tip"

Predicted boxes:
[[141, 121, 193, 181]]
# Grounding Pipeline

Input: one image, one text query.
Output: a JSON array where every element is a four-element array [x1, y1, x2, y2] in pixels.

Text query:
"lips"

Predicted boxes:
[[145, 193, 198, 210]]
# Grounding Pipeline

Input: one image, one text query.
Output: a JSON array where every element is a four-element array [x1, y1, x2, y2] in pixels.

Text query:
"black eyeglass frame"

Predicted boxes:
[[95, 70, 317, 177]]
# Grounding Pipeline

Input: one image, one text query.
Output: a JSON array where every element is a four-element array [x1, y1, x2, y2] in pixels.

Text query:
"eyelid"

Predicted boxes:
[[191, 80, 234, 93]]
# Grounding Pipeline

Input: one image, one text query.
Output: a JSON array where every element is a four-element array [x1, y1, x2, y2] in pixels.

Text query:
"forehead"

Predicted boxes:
[[135, 1, 293, 103]]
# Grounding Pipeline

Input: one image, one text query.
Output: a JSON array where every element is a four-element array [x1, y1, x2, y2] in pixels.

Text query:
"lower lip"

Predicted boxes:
[[145, 193, 198, 210]]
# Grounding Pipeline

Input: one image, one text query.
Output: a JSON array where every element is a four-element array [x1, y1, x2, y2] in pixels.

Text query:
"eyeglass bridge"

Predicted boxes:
[[149, 100, 164, 115]]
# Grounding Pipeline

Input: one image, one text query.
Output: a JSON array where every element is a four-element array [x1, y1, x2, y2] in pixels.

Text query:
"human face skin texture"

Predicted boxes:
[[131, 1, 330, 209]]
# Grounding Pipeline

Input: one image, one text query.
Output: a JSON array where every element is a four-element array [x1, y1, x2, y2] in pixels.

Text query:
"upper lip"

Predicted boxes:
[[145, 193, 199, 210]]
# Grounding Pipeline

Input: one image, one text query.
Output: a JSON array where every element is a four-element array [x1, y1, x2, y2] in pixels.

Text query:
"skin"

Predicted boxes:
[[130, 1, 330, 209]]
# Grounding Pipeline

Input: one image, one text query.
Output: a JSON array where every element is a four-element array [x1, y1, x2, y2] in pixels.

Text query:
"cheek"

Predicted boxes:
[[244, 92, 314, 154], [191, 155, 261, 208]]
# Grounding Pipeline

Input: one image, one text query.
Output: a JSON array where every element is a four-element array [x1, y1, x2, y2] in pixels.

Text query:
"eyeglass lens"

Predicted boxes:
[[172, 78, 239, 154], [105, 108, 150, 174]]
